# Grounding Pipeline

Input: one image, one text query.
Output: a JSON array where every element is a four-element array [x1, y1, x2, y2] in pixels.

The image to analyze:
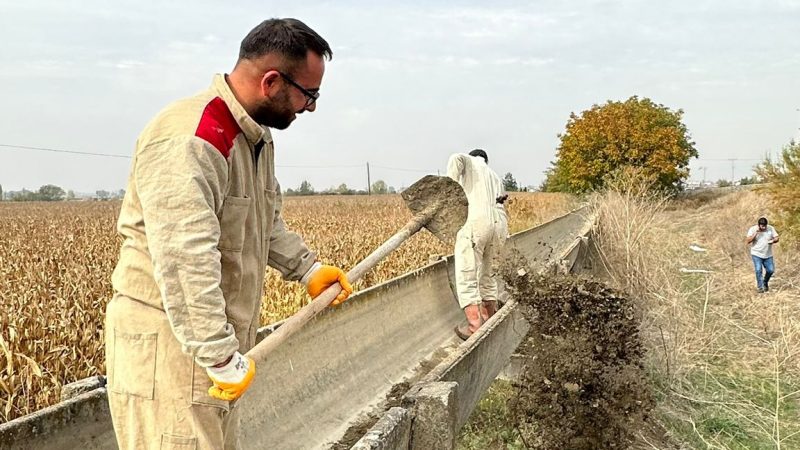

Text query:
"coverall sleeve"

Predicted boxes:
[[267, 181, 318, 281], [498, 177, 507, 198], [447, 153, 469, 183], [135, 136, 238, 367]]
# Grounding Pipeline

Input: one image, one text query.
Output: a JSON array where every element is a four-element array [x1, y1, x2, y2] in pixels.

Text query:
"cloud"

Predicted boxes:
[[336, 56, 399, 70], [520, 57, 556, 67], [430, 8, 560, 29], [490, 57, 555, 66], [2, 59, 82, 78], [440, 56, 481, 67], [114, 60, 146, 70], [1, 0, 797, 192]]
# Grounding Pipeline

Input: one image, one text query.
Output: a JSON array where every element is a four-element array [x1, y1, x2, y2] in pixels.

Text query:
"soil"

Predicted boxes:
[[401, 175, 468, 246], [500, 252, 656, 450]]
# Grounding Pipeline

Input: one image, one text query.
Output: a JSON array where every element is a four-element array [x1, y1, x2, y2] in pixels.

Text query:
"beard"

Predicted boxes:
[[251, 88, 297, 130]]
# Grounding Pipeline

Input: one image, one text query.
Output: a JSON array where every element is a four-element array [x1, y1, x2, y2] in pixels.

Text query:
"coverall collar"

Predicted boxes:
[[212, 74, 271, 146]]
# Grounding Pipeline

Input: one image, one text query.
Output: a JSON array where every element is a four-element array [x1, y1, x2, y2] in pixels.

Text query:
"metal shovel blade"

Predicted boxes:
[[401, 175, 468, 246]]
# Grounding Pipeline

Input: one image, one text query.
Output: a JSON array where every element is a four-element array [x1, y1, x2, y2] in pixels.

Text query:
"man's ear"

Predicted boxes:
[[260, 70, 282, 97]]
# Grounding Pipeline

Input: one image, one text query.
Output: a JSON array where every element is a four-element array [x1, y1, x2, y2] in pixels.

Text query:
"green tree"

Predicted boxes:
[[543, 96, 698, 194], [66, 190, 76, 200], [755, 140, 800, 240], [298, 180, 315, 195], [96, 190, 111, 200], [717, 179, 732, 187], [371, 180, 388, 194], [540, 162, 570, 192], [739, 176, 759, 185], [10, 189, 28, 201], [0, 184, 3, 201], [38, 184, 66, 201], [335, 183, 354, 195], [502, 172, 519, 192]]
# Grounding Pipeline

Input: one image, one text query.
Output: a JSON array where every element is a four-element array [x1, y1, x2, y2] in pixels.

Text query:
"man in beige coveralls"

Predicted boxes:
[[106, 19, 352, 449]]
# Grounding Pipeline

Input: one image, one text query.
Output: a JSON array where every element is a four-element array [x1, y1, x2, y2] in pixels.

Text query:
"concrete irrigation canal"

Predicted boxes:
[[0, 208, 593, 450]]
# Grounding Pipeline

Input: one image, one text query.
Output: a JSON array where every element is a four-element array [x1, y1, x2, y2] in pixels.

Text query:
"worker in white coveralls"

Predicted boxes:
[[105, 19, 352, 449], [447, 149, 509, 340]]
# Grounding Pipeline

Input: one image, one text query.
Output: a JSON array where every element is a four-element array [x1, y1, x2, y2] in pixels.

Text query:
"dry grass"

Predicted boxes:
[[0, 201, 117, 423], [591, 186, 800, 449], [0, 191, 575, 423]]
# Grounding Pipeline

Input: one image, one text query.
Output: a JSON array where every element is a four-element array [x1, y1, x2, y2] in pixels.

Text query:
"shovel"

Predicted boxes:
[[246, 175, 468, 362]]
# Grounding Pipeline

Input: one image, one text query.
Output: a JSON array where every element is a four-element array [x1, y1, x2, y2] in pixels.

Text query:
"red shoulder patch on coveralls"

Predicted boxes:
[[195, 97, 241, 158]]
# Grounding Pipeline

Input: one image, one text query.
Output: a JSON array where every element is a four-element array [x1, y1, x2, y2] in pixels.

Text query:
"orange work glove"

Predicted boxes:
[[303, 263, 353, 305], [206, 352, 256, 401]]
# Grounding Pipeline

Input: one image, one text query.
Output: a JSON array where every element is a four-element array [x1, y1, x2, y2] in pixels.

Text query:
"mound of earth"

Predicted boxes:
[[502, 260, 655, 449]]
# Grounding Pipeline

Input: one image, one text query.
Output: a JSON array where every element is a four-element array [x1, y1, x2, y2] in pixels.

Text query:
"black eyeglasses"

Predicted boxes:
[[277, 71, 320, 108]]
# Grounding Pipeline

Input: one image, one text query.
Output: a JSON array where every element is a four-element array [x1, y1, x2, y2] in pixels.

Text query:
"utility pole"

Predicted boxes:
[[366, 162, 371, 195], [730, 159, 735, 184], [699, 167, 707, 186], [796, 108, 800, 142]]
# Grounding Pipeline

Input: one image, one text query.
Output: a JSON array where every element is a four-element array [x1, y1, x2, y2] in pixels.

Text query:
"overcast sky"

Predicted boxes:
[[1, 0, 799, 193]]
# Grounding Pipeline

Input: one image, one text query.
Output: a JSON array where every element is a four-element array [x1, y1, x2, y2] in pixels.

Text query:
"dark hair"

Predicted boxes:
[[758, 217, 768, 226], [239, 18, 332, 69], [469, 149, 488, 163]]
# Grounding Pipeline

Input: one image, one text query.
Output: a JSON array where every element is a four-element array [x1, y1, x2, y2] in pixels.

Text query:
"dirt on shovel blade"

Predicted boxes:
[[501, 255, 655, 449]]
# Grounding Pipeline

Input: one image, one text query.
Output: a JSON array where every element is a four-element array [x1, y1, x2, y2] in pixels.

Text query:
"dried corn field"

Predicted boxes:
[[0, 192, 575, 422]]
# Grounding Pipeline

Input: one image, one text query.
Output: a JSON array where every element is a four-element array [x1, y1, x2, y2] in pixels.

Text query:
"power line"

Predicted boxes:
[[0, 143, 132, 159], [370, 164, 435, 173], [0, 142, 426, 172], [277, 163, 362, 169], [0, 143, 360, 168]]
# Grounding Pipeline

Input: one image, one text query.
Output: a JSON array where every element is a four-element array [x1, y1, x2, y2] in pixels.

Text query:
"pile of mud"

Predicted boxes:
[[502, 264, 654, 449]]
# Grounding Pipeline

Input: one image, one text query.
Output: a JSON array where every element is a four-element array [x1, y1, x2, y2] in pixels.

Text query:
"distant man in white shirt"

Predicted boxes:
[[745, 217, 779, 293], [447, 149, 509, 339]]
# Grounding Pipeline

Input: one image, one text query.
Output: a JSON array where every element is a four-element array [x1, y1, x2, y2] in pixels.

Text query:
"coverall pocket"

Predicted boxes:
[[190, 363, 231, 412], [108, 329, 157, 399], [160, 434, 197, 450], [218, 196, 252, 252]]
